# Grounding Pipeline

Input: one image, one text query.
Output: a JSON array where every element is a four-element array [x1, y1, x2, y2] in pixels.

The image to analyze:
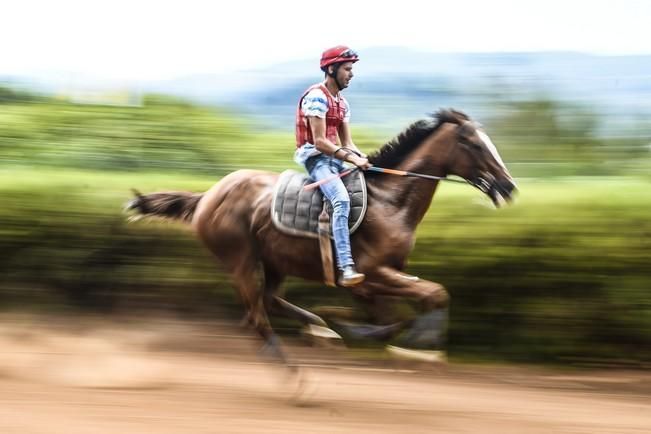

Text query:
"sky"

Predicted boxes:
[[2, 0, 651, 81]]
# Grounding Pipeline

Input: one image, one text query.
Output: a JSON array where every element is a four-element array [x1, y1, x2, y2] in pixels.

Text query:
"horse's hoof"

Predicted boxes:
[[385, 345, 447, 364], [333, 321, 403, 341], [301, 324, 345, 348], [258, 335, 290, 366]]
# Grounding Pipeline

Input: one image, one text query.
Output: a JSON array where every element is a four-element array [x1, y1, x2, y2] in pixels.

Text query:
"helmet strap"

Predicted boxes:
[[328, 64, 344, 91]]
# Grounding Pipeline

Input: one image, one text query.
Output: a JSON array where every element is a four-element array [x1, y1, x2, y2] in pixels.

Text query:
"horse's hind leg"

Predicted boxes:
[[262, 265, 342, 344], [260, 265, 325, 327], [231, 260, 292, 367], [270, 296, 329, 327]]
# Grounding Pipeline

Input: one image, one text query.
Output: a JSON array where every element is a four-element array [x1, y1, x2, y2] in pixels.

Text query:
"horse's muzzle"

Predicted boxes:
[[488, 178, 517, 207], [472, 175, 517, 208]]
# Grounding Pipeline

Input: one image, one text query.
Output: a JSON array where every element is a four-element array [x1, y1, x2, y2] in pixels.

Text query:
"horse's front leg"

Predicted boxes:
[[358, 266, 450, 350], [362, 266, 449, 310]]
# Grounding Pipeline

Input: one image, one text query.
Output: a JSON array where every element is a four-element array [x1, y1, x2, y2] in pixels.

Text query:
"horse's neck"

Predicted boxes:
[[367, 123, 457, 228], [399, 176, 441, 228], [368, 147, 444, 229]]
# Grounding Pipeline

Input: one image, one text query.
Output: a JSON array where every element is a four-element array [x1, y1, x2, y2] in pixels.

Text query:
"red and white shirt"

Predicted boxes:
[[294, 83, 351, 165]]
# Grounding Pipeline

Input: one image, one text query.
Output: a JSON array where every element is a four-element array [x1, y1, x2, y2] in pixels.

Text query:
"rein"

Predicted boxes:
[[303, 166, 468, 191], [303, 120, 481, 191], [367, 166, 468, 183]]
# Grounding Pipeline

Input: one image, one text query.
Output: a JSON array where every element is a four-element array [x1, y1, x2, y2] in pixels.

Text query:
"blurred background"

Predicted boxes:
[[1, 0, 650, 367]]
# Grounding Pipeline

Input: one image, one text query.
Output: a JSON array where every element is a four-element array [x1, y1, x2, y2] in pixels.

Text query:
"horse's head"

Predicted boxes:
[[439, 110, 517, 207]]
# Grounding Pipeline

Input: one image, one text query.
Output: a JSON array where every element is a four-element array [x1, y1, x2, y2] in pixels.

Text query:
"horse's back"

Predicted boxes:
[[208, 169, 279, 193], [192, 169, 279, 233]]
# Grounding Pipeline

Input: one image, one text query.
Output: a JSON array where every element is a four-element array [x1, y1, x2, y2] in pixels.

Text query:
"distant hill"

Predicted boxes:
[[144, 49, 651, 135], [3, 48, 651, 135]]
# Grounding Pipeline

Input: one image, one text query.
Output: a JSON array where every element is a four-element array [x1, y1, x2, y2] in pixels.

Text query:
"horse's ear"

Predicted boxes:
[[434, 108, 470, 125], [130, 188, 144, 198], [450, 109, 470, 121], [432, 108, 455, 124]]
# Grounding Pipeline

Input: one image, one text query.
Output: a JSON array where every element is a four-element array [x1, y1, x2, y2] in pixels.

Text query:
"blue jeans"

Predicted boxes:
[[304, 155, 354, 270]]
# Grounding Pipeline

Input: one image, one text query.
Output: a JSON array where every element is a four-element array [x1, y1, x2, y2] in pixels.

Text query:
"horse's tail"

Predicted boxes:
[[125, 189, 203, 223]]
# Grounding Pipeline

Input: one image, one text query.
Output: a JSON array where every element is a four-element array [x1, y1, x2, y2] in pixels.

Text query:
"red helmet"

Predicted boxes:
[[320, 45, 359, 70]]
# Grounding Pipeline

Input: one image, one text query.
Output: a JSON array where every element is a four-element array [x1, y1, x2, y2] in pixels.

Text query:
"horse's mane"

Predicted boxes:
[[367, 109, 470, 169]]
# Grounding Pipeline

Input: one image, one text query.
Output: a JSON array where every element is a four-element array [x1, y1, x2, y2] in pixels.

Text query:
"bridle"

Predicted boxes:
[[304, 120, 504, 192], [441, 120, 499, 195]]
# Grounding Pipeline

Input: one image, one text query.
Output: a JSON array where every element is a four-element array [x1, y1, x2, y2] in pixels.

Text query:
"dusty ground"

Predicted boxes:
[[0, 313, 649, 434]]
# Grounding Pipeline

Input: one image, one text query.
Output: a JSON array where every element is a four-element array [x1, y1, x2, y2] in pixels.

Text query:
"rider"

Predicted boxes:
[[294, 45, 372, 287]]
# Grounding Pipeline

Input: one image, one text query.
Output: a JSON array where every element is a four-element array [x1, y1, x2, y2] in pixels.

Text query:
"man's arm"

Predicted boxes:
[[309, 116, 370, 169], [338, 121, 366, 158]]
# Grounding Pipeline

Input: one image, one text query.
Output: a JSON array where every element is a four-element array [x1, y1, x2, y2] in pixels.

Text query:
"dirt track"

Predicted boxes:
[[0, 314, 649, 433]]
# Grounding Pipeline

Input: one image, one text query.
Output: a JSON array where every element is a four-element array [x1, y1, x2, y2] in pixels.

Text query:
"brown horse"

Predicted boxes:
[[126, 109, 516, 364]]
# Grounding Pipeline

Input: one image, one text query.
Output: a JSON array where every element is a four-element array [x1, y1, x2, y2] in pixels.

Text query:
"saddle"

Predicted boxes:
[[271, 169, 368, 287], [271, 169, 367, 239]]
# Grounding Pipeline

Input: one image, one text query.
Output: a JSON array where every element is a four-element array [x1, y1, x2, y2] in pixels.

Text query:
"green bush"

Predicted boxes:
[[1, 89, 649, 366], [1, 169, 649, 365]]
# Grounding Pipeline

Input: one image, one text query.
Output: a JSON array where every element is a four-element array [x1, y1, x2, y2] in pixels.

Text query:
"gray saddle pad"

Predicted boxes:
[[271, 169, 367, 239]]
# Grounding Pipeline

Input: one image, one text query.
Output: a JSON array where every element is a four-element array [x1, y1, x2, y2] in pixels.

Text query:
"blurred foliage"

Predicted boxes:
[[413, 180, 651, 365], [0, 86, 44, 104], [485, 97, 651, 178], [0, 88, 290, 174], [1, 86, 650, 366], [2, 85, 650, 179]]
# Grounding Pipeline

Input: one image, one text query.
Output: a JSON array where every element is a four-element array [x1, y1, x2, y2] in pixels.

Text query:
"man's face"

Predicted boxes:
[[331, 61, 355, 89]]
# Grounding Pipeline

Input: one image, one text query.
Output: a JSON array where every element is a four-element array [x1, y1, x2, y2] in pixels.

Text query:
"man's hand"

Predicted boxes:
[[348, 154, 372, 170], [351, 149, 367, 159]]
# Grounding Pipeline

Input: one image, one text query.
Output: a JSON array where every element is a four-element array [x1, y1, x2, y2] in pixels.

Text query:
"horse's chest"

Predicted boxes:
[[365, 231, 413, 263]]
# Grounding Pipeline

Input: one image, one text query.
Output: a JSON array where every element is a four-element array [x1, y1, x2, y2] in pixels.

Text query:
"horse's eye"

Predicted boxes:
[[464, 140, 481, 150]]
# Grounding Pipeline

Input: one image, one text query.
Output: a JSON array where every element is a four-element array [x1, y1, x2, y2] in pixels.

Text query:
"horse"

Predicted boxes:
[[126, 109, 516, 366]]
